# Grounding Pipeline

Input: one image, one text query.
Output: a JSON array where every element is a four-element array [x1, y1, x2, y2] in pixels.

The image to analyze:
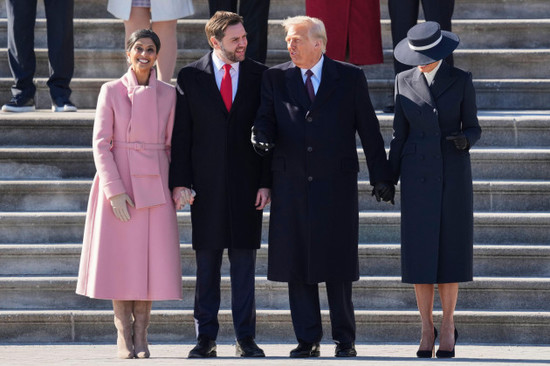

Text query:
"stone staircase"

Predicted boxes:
[[0, 0, 549, 345]]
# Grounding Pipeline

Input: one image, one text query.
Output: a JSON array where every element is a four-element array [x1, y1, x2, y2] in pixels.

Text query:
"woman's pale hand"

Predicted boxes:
[[109, 193, 135, 222]]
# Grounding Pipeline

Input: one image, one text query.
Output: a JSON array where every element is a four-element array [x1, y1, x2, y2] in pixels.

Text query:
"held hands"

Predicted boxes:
[[446, 133, 470, 150], [372, 182, 395, 205], [109, 193, 135, 222], [255, 188, 271, 210], [172, 186, 196, 210], [251, 126, 275, 156]]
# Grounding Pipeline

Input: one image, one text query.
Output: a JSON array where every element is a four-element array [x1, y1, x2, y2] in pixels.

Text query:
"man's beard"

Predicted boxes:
[[220, 43, 246, 63]]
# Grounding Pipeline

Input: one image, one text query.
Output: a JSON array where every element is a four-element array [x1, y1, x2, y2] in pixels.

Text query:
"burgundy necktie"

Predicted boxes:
[[221, 64, 232, 111], [305, 69, 315, 103]]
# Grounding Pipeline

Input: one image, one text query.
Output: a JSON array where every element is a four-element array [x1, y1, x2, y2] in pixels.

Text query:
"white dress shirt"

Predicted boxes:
[[212, 51, 239, 102], [300, 55, 324, 95]]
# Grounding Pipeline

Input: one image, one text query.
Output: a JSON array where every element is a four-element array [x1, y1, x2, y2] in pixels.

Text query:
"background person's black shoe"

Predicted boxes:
[[2, 97, 35, 112], [289, 342, 320, 358], [236, 337, 265, 357], [335, 342, 357, 357], [188, 336, 217, 358], [382, 104, 395, 113]]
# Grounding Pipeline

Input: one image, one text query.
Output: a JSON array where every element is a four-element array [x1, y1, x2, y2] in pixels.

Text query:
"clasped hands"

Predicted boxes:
[[251, 127, 275, 156], [372, 182, 395, 205], [171, 186, 196, 210]]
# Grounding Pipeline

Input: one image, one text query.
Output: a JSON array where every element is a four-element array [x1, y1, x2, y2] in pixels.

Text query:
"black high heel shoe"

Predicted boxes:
[[436, 328, 458, 358], [416, 327, 438, 358]]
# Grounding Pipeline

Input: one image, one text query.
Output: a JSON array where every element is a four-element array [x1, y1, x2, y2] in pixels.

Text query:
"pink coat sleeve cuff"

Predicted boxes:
[[102, 179, 126, 200]]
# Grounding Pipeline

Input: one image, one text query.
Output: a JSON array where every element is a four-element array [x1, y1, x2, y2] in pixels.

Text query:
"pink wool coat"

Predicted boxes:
[[76, 68, 182, 300]]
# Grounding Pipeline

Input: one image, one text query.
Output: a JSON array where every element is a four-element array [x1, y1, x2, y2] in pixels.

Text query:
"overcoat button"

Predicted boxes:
[[307, 146, 313, 152], [306, 116, 313, 122], [308, 176, 313, 182]]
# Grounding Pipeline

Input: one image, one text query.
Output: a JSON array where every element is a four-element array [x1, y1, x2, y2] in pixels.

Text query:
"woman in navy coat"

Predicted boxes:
[[389, 22, 481, 359]]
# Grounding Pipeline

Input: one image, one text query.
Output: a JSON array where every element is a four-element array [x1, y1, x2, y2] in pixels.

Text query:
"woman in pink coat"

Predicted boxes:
[[76, 29, 184, 359]]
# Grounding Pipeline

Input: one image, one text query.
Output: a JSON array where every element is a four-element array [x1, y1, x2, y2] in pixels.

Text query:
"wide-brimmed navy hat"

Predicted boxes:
[[394, 21, 460, 66]]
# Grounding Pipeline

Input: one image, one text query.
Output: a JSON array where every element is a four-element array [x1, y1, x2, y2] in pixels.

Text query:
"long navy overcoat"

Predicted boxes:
[[254, 56, 392, 284], [389, 61, 482, 284]]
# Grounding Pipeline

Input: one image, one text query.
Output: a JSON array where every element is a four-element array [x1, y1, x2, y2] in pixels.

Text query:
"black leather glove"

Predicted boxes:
[[446, 133, 470, 150], [372, 182, 395, 204], [251, 126, 275, 156]]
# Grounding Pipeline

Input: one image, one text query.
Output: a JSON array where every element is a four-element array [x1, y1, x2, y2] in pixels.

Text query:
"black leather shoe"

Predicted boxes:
[[382, 104, 394, 113], [290, 342, 320, 358], [335, 342, 357, 357], [236, 337, 265, 357], [188, 336, 217, 358]]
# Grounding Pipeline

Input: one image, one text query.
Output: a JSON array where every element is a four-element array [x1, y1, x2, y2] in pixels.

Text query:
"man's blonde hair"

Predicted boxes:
[[282, 16, 327, 53]]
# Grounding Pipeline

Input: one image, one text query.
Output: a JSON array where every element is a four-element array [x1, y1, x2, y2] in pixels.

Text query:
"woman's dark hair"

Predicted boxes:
[[126, 29, 161, 53]]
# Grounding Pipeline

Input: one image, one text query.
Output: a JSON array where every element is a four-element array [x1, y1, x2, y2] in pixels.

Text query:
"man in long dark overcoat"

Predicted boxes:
[[169, 11, 270, 359], [252, 16, 395, 358]]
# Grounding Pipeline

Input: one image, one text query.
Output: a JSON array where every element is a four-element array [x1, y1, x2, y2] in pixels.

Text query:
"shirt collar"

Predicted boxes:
[[423, 60, 442, 84], [300, 55, 324, 80], [212, 51, 240, 73]]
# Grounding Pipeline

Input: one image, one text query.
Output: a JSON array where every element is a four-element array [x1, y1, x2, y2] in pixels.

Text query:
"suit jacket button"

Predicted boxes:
[[307, 146, 313, 152], [306, 116, 313, 122], [308, 176, 313, 182], [433, 108, 438, 114]]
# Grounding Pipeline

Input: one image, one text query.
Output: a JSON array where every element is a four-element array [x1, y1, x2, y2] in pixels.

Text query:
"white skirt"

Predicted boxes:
[[108, 0, 194, 21]]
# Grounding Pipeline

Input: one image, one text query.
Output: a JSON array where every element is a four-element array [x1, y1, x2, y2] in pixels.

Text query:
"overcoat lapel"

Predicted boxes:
[[406, 68, 436, 108], [310, 56, 339, 112], [195, 52, 229, 116], [285, 64, 311, 111], [430, 61, 459, 99]]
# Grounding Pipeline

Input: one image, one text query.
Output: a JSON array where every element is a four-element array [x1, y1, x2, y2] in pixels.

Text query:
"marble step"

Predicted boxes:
[[0, 309, 547, 344], [3, 243, 550, 278], [0, 212, 548, 245], [0, 19, 548, 52], [2, 110, 550, 148], [2, 77, 549, 110], [1, 179, 549, 213], [1, 276, 549, 312], [1, 146, 548, 180], [2, 48, 550, 79], [1, 0, 549, 19]]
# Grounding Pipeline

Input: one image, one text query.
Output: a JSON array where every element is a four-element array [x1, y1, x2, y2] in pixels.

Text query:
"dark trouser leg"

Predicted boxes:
[[239, 0, 270, 63], [388, 0, 419, 75], [288, 282, 323, 344], [326, 281, 355, 343], [228, 248, 257, 340], [6, 0, 37, 101], [421, 0, 455, 66], [44, 0, 74, 103], [194, 249, 224, 340], [208, 0, 238, 15]]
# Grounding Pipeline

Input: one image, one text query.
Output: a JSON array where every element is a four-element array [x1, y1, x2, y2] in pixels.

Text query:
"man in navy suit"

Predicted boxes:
[[2, 0, 76, 112], [252, 16, 394, 358], [169, 11, 270, 358]]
